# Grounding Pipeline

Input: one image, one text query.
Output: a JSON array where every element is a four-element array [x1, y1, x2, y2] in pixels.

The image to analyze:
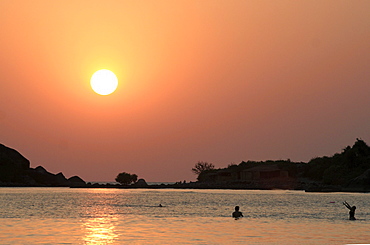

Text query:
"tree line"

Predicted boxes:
[[115, 138, 370, 188]]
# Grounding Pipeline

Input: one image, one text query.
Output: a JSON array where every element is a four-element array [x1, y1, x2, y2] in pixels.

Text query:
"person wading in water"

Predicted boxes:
[[232, 206, 243, 219], [343, 201, 356, 220]]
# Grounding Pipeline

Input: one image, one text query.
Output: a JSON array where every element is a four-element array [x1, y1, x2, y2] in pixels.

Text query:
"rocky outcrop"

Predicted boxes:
[[67, 176, 86, 187], [0, 144, 30, 183], [0, 144, 30, 169], [132, 178, 148, 187], [0, 143, 86, 187], [26, 166, 69, 186]]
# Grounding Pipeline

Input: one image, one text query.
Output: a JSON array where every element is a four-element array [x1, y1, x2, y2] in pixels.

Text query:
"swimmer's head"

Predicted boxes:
[[235, 206, 240, 211]]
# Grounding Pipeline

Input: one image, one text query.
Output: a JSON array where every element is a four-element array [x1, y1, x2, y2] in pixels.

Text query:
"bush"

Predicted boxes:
[[115, 172, 138, 185]]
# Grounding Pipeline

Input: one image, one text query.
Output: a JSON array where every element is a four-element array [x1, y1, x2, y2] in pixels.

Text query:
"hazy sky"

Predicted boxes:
[[1, 0, 369, 182]]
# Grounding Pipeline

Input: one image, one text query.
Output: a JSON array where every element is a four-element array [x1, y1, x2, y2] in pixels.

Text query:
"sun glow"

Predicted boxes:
[[90, 69, 118, 95]]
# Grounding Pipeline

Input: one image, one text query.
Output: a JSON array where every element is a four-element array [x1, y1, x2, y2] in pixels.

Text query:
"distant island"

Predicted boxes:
[[1, 139, 370, 192]]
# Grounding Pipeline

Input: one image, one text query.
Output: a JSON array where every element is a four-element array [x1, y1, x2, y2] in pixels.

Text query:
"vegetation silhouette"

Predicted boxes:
[[302, 138, 370, 187], [115, 172, 138, 185], [192, 139, 370, 191], [196, 159, 300, 183], [192, 161, 215, 177]]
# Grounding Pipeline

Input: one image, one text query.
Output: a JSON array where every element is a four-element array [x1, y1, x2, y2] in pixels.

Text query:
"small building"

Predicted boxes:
[[213, 170, 233, 182], [241, 165, 288, 181], [200, 164, 289, 183]]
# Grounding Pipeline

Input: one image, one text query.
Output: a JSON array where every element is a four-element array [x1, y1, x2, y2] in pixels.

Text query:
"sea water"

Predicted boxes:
[[0, 188, 369, 244]]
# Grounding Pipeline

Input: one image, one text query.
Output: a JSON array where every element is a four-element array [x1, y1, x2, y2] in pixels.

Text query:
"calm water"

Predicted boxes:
[[0, 188, 369, 244]]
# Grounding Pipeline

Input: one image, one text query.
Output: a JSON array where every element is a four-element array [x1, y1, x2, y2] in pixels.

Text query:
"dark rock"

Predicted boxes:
[[0, 143, 85, 187], [26, 167, 68, 186], [67, 176, 86, 186], [35, 166, 48, 174], [0, 144, 30, 183], [0, 144, 30, 170], [55, 172, 68, 185], [132, 178, 148, 187]]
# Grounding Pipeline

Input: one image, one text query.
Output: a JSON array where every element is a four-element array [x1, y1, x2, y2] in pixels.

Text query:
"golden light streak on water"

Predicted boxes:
[[83, 216, 119, 244]]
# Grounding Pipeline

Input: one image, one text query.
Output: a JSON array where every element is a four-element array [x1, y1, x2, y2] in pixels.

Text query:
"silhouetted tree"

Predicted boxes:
[[303, 139, 370, 185], [115, 172, 138, 185], [227, 162, 238, 168], [191, 161, 215, 175]]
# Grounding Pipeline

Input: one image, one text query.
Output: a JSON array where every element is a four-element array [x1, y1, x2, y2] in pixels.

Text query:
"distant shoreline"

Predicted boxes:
[[2, 140, 369, 193], [69, 182, 370, 193], [1, 183, 368, 193]]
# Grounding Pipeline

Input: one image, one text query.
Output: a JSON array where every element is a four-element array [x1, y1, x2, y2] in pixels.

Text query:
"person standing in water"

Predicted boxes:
[[343, 201, 356, 220], [232, 206, 243, 219]]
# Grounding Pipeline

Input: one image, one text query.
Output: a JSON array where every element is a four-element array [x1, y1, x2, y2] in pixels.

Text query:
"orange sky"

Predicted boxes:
[[1, 0, 369, 182]]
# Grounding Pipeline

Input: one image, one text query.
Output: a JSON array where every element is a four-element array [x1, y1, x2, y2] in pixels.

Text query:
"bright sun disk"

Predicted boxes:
[[90, 69, 118, 95]]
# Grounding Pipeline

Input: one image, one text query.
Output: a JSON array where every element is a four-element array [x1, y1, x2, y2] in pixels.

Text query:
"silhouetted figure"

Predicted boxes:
[[343, 201, 356, 220], [232, 206, 243, 219]]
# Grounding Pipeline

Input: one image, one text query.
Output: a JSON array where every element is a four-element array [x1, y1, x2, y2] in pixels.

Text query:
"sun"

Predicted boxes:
[[90, 69, 118, 95]]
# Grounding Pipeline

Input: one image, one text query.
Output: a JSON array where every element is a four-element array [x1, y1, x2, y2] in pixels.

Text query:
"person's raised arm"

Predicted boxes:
[[343, 201, 351, 210]]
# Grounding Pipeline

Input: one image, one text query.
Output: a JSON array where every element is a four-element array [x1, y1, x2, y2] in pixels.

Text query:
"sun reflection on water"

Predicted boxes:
[[83, 216, 118, 244], [80, 188, 124, 244]]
